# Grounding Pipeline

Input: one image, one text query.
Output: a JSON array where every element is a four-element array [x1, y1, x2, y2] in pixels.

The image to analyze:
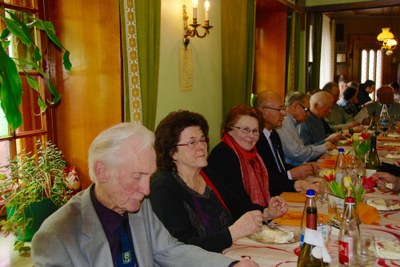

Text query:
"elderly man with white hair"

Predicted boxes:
[[298, 91, 342, 146], [32, 123, 258, 267]]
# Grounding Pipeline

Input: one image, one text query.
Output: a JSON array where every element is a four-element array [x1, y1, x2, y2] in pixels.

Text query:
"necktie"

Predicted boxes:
[[117, 219, 137, 267], [270, 131, 286, 173]]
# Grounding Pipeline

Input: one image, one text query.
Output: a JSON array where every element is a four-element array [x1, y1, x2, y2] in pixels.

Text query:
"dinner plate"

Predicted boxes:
[[382, 142, 400, 147], [366, 198, 400, 211], [385, 153, 400, 159], [374, 237, 400, 260], [248, 225, 298, 244]]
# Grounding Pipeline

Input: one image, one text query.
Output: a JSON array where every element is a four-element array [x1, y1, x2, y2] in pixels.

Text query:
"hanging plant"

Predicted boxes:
[[0, 7, 71, 130]]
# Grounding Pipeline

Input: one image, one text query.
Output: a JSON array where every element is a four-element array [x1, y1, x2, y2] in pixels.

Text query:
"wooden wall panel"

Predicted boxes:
[[47, 0, 122, 189], [255, 0, 288, 101]]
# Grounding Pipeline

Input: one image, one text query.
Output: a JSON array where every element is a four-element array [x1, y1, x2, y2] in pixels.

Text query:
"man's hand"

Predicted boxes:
[[325, 132, 342, 143], [294, 180, 320, 193], [324, 141, 336, 151], [371, 172, 400, 193], [290, 162, 318, 180], [265, 196, 287, 220]]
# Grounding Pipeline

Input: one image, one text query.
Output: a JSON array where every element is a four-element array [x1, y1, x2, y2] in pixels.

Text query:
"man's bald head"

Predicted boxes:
[[310, 91, 333, 118]]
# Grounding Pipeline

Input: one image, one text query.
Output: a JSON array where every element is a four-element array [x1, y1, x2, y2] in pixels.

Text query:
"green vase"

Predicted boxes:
[[6, 198, 58, 241]]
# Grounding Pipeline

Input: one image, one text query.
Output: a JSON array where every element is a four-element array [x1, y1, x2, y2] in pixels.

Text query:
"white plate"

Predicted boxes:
[[382, 142, 400, 147], [366, 198, 400, 211], [248, 225, 297, 244], [385, 153, 400, 159], [387, 133, 400, 138], [375, 237, 400, 260]]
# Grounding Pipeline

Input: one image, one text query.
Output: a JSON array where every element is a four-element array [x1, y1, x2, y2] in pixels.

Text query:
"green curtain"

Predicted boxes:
[[121, 0, 160, 130], [221, 0, 255, 118], [310, 13, 322, 91]]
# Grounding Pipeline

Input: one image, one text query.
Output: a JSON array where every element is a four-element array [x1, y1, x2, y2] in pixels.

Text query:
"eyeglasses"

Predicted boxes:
[[262, 106, 286, 113], [232, 126, 260, 136], [176, 137, 209, 148], [299, 103, 310, 112]]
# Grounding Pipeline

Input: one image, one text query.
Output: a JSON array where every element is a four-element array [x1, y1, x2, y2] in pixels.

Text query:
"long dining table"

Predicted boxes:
[[222, 132, 400, 267]]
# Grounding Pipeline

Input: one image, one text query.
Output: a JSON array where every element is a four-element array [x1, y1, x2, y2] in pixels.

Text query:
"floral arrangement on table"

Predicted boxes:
[[322, 170, 376, 203], [351, 132, 371, 159]]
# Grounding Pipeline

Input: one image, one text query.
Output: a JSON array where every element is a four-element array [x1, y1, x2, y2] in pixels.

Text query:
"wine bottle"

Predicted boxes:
[[367, 111, 378, 135], [365, 134, 380, 177], [338, 197, 360, 266], [297, 190, 324, 267]]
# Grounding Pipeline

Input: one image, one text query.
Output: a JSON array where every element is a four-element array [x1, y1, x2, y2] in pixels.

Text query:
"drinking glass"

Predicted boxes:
[[358, 234, 376, 266]]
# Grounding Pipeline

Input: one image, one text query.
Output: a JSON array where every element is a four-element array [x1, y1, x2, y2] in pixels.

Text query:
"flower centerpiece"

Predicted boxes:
[[351, 132, 371, 160], [323, 170, 376, 204], [322, 170, 376, 225]]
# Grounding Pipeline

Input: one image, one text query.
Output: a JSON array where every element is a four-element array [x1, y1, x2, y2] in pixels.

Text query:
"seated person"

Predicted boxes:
[[252, 90, 320, 194], [299, 91, 342, 146], [150, 110, 264, 253], [355, 85, 400, 124], [390, 81, 400, 104], [271, 91, 335, 166], [322, 82, 360, 131], [32, 123, 254, 267], [208, 105, 289, 221], [338, 86, 360, 117], [357, 79, 375, 108]]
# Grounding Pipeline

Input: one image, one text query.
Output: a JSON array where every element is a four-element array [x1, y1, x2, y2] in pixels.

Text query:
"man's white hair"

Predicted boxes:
[[88, 123, 154, 182]]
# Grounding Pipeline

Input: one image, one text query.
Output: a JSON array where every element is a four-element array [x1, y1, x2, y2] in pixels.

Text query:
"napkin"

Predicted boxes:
[[273, 210, 329, 226], [357, 202, 380, 225], [280, 192, 307, 203]]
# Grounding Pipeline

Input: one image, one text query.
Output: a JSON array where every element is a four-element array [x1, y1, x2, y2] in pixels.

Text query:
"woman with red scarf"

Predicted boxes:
[[208, 105, 288, 221]]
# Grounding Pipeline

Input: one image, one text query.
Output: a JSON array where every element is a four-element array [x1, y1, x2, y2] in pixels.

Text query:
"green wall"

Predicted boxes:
[[156, 0, 223, 149]]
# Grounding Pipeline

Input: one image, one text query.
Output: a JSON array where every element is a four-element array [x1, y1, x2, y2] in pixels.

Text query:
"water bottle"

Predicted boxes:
[[379, 104, 391, 135], [335, 148, 348, 183], [338, 197, 360, 266]]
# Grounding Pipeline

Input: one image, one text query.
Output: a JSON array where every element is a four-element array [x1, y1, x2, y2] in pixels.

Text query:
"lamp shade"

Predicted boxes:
[[377, 28, 395, 41]]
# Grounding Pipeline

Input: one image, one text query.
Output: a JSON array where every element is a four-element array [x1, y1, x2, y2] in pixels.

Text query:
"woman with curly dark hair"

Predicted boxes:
[[150, 110, 264, 253]]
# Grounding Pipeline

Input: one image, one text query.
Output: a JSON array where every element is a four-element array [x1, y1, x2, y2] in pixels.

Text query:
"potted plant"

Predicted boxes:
[[0, 140, 79, 255], [0, 7, 71, 130]]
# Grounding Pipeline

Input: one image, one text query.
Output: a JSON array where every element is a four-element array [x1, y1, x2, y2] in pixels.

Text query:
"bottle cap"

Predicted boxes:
[[345, 197, 355, 204], [306, 189, 316, 197], [338, 148, 345, 153]]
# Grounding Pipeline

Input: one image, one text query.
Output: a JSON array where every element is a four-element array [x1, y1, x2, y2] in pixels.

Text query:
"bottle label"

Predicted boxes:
[[366, 169, 376, 178], [306, 212, 317, 229], [339, 237, 353, 264], [299, 232, 305, 248]]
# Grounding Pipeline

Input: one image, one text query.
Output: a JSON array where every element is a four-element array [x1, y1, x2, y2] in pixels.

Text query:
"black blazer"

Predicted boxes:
[[256, 130, 296, 196]]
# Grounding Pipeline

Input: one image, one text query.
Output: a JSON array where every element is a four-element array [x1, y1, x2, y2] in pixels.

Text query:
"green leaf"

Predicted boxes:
[[0, 45, 23, 129], [33, 20, 65, 50], [0, 28, 10, 39], [23, 71, 47, 112], [63, 50, 72, 71], [33, 46, 42, 62], [47, 80, 61, 104], [0, 14, 34, 46]]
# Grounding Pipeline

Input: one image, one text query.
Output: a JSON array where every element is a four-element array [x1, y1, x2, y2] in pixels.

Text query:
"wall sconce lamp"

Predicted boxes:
[[183, 0, 213, 49]]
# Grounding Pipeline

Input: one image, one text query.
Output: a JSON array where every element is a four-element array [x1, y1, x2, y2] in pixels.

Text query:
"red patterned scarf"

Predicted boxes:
[[222, 133, 270, 206]]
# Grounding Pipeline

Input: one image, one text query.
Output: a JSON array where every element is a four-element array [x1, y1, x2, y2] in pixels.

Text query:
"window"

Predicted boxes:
[[361, 48, 383, 90], [0, 0, 48, 168]]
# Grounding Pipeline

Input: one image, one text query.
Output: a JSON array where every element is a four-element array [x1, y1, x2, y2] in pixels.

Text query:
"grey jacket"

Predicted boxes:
[[32, 185, 236, 267]]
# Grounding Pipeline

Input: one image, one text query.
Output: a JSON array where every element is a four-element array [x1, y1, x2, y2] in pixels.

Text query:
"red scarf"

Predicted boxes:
[[222, 133, 270, 206]]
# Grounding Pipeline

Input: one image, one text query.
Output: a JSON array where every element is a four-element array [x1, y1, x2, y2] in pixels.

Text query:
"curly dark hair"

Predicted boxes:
[[221, 105, 264, 136], [154, 110, 209, 172]]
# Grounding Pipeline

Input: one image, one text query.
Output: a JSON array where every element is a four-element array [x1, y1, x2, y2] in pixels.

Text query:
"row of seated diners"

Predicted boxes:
[[30, 81, 400, 266]]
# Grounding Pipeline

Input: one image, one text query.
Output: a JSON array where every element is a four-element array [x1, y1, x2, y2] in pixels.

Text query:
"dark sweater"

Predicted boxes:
[[150, 168, 233, 252], [207, 142, 265, 221]]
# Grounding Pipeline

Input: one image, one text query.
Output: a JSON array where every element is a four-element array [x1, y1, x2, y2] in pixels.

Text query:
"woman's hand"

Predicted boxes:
[[228, 210, 263, 241], [264, 196, 287, 220]]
